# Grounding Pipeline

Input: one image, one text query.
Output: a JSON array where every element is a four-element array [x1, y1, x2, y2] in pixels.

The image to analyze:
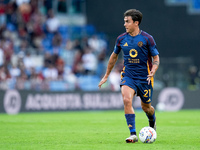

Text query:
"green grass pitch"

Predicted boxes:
[[0, 110, 200, 150]]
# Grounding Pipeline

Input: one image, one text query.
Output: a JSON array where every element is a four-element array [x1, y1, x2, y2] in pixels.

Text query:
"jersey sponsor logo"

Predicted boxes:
[[138, 41, 143, 47], [128, 58, 140, 63], [123, 42, 128, 46], [129, 49, 138, 58]]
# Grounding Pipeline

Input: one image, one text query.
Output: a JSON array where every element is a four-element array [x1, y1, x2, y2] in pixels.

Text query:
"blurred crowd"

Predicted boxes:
[[1, 0, 199, 92], [0, 0, 123, 91]]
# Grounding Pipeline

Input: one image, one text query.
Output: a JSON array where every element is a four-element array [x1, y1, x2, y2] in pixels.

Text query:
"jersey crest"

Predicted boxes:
[[137, 41, 143, 47]]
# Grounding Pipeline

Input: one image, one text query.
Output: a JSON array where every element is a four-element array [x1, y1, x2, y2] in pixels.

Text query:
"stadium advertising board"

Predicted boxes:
[[0, 90, 124, 114], [0, 88, 199, 114]]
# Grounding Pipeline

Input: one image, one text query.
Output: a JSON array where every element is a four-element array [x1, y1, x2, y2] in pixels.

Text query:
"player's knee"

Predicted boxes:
[[123, 97, 132, 106]]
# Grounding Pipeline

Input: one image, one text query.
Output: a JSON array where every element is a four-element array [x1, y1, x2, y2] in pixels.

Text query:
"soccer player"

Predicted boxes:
[[98, 9, 159, 143]]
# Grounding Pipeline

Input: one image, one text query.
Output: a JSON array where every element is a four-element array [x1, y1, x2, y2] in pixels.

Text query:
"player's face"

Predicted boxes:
[[124, 16, 138, 34]]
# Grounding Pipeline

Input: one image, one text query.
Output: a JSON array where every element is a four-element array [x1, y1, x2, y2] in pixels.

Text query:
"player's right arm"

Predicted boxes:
[[98, 52, 118, 88]]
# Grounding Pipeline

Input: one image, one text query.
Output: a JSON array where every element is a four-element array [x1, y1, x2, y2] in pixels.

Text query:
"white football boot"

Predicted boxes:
[[125, 135, 138, 143]]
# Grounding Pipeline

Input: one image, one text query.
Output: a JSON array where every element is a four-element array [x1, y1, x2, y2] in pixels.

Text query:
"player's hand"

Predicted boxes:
[[98, 77, 108, 89], [147, 71, 155, 85]]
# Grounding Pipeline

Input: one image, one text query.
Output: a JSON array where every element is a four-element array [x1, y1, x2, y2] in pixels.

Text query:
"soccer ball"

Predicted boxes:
[[139, 127, 157, 143]]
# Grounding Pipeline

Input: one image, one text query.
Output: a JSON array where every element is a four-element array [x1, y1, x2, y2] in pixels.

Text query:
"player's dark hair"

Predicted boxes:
[[124, 9, 143, 25]]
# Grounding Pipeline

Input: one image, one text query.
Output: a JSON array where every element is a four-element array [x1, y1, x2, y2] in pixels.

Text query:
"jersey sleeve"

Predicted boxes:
[[113, 37, 122, 54], [148, 36, 159, 56]]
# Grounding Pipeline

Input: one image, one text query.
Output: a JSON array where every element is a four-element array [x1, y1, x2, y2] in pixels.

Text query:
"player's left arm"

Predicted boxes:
[[147, 55, 160, 84]]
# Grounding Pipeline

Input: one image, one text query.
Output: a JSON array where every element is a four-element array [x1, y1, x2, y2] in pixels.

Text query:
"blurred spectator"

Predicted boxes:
[[16, 0, 30, 6], [15, 63, 29, 89], [30, 0, 39, 14], [29, 67, 44, 81], [109, 67, 121, 91], [96, 49, 106, 77], [52, 32, 62, 54], [29, 67, 44, 89], [60, 39, 76, 68], [45, 9, 60, 34], [6, 1, 18, 27], [80, 36, 89, 49], [0, 0, 7, 29], [43, 63, 58, 81], [28, 7, 45, 51], [162, 73, 170, 87], [88, 35, 107, 55], [0, 65, 10, 81], [52, 32, 62, 47], [44, 52, 53, 67], [72, 47, 84, 75], [63, 65, 77, 90], [23, 52, 34, 76], [17, 39, 30, 55], [73, 39, 82, 51], [9, 64, 21, 79], [54, 54, 65, 79], [188, 65, 199, 90], [0, 37, 13, 67], [18, 2, 32, 23], [0, 46, 4, 66], [17, 24, 29, 40], [81, 47, 97, 75]]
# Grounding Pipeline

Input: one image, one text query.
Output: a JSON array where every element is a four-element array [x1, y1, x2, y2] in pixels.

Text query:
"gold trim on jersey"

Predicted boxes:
[[121, 67, 125, 80], [147, 62, 154, 88]]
